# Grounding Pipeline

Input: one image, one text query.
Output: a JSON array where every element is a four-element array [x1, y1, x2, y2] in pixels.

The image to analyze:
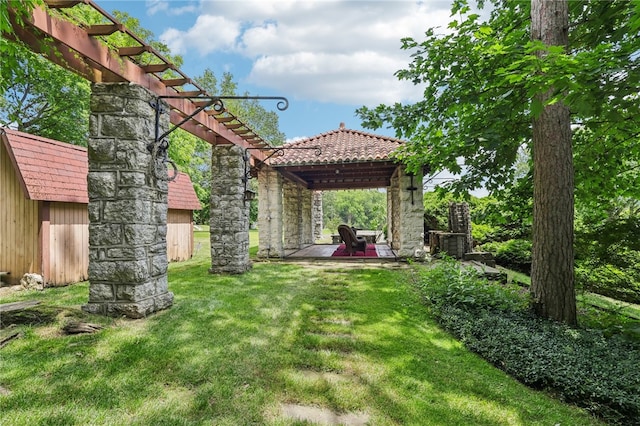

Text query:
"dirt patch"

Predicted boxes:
[[280, 403, 370, 426]]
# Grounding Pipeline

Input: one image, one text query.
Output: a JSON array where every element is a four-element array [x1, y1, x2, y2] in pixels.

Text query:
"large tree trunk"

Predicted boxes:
[[530, 0, 577, 325]]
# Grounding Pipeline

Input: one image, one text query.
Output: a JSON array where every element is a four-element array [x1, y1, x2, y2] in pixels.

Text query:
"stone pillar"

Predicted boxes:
[[210, 144, 251, 273], [257, 166, 284, 258], [283, 180, 301, 250], [83, 83, 173, 318], [312, 191, 323, 242], [388, 178, 400, 249], [448, 202, 473, 253], [390, 166, 425, 258], [300, 188, 314, 245]]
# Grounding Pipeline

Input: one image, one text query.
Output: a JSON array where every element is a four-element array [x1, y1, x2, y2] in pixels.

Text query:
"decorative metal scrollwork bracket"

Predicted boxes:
[[147, 95, 289, 182], [241, 145, 322, 202]]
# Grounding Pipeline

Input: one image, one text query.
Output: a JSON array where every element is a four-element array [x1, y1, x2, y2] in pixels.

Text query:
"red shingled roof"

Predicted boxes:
[[1, 128, 201, 210], [269, 123, 403, 166]]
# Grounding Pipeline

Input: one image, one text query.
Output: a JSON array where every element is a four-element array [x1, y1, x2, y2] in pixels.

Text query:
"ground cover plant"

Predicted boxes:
[[0, 234, 604, 425], [413, 258, 640, 425]]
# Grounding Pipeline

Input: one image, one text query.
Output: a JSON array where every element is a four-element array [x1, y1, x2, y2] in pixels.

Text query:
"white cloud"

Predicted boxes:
[[146, 0, 198, 16], [160, 15, 241, 55], [160, 0, 455, 104]]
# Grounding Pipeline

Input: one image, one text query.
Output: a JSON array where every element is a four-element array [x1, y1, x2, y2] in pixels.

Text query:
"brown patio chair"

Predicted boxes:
[[337, 224, 367, 256]]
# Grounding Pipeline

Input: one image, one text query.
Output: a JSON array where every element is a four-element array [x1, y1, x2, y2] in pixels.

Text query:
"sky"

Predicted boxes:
[[96, 0, 456, 143]]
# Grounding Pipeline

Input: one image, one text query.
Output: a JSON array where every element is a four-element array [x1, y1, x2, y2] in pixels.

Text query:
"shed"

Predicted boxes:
[[0, 128, 201, 286]]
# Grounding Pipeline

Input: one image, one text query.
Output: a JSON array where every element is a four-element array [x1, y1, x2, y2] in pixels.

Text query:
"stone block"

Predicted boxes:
[[153, 292, 174, 311], [89, 224, 122, 246], [123, 224, 158, 245], [20, 273, 44, 290], [117, 186, 155, 200], [115, 150, 151, 170], [124, 96, 159, 117], [88, 172, 117, 198], [89, 260, 149, 284], [106, 299, 156, 319], [104, 199, 151, 223], [155, 275, 169, 293], [150, 255, 168, 276], [88, 202, 101, 223], [88, 138, 116, 162], [119, 171, 147, 186], [153, 204, 167, 223], [463, 251, 496, 267], [88, 283, 114, 302], [115, 281, 156, 301], [106, 247, 146, 260], [100, 115, 146, 140], [89, 93, 125, 112]]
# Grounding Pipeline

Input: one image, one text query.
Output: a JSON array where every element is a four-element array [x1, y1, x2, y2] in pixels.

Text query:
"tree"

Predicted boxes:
[[0, 0, 41, 78], [530, 0, 576, 324], [323, 190, 386, 231], [356, 0, 639, 323], [0, 43, 90, 145]]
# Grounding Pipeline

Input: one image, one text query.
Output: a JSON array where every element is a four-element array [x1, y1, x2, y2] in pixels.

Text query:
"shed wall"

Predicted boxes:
[[0, 141, 39, 285], [49, 202, 89, 286], [167, 209, 194, 261]]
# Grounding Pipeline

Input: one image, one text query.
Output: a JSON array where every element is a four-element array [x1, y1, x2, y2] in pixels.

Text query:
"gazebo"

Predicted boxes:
[[255, 123, 426, 259]]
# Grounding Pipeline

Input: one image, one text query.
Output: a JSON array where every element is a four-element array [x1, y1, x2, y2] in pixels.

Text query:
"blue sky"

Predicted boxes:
[[96, 0, 455, 142]]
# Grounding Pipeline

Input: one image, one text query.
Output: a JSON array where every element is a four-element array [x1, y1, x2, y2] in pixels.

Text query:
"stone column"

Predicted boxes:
[[300, 188, 314, 245], [83, 83, 173, 318], [283, 180, 301, 250], [312, 191, 323, 241], [257, 166, 284, 258], [448, 202, 473, 253], [210, 144, 251, 273], [388, 175, 400, 249], [390, 166, 425, 258]]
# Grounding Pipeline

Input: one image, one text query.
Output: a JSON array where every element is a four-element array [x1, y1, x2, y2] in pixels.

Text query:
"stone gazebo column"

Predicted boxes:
[[283, 181, 314, 251], [390, 166, 425, 258], [312, 191, 323, 241], [210, 144, 251, 273], [257, 166, 284, 258], [83, 83, 173, 318]]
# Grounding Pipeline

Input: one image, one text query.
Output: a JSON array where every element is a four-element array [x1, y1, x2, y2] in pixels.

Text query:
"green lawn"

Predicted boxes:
[[0, 234, 603, 425]]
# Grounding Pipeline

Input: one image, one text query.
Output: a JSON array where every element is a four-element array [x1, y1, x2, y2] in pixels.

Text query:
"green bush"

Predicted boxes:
[[480, 239, 532, 274], [576, 263, 640, 304], [470, 222, 495, 245], [415, 261, 640, 425]]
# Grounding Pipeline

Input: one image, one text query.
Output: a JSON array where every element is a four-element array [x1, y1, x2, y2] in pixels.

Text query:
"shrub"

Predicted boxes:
[[414, 261, 640, 425], [576, 263, 640, 304], [480, 239, 532, 274]]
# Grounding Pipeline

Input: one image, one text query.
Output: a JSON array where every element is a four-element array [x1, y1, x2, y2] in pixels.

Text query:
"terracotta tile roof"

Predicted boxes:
[[269, 123, 404, 166], [2, 128, 201, 210], [167, 172, 202, 210]]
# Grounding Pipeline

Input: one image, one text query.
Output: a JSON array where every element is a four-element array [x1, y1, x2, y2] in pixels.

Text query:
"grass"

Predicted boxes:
[[0, 234, 603, 425]]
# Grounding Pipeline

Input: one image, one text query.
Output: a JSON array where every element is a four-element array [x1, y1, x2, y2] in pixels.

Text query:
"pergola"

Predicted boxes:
[[5, 1, 426, 318]]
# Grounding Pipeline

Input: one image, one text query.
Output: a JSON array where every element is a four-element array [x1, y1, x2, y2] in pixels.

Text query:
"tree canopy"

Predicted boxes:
[[357, 0, 639, 204]]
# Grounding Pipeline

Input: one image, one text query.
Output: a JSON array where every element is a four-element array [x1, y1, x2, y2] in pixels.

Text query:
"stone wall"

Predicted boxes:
[[257, 166, 284, 258], [83, 83, 173, 318], [210, 144, 251, 273]]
